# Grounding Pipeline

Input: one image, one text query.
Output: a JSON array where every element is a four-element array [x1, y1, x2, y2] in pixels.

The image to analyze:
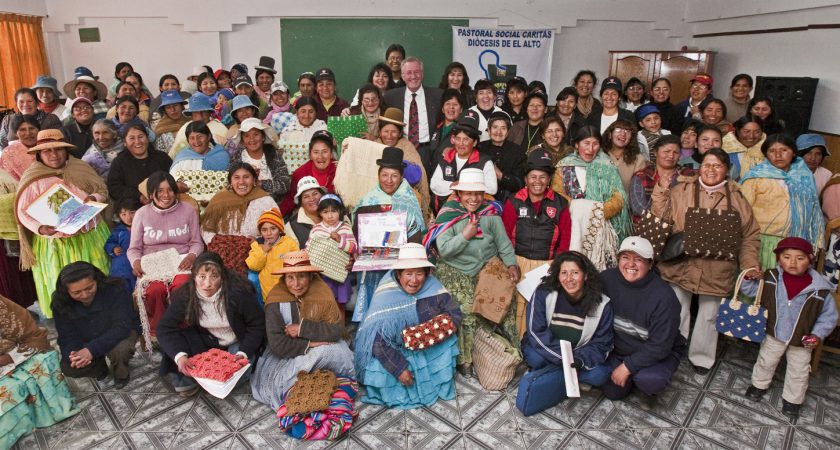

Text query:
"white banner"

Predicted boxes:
[[452, 26, 555, 105]]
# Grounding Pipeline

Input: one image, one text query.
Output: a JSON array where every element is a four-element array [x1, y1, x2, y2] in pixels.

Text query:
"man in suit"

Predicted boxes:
[[384, 57, 442, 175]]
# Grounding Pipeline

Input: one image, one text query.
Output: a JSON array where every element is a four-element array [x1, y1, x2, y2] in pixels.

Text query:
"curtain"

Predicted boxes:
[[0, 14, 49, 111]]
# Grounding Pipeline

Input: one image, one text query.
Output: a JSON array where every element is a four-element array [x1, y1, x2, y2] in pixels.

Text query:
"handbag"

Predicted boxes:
[[401, 313, 457, 350], [660, 231, 686, 262], [472, 327, 522, 390], [516, 364, 567, 416], [306, 236, 351, 283], [472, 257, 516, 324], [715, 269, 767, 342], [683, 182, 742, 261], [635, 208, 672, 260]]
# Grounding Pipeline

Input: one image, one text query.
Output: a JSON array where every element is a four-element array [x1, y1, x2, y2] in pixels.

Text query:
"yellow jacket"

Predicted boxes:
[[246, 236, 299, 301]]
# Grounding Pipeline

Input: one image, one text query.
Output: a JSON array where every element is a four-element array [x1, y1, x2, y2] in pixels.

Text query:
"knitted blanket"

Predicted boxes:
[[133, 248, 191, 351]]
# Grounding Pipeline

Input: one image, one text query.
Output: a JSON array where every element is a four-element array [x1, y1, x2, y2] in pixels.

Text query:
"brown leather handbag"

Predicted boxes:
[[683, 182, 742, 261]]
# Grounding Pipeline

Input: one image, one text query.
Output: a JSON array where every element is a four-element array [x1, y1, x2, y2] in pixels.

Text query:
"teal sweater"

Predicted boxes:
[[435, 215, 517, 277]]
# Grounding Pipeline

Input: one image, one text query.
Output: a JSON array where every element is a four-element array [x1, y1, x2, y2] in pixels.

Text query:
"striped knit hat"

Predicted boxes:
[[258, 208, 284, 233]]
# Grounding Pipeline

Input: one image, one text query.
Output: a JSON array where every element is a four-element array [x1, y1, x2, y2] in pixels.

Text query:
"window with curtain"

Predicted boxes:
[[0, 13, 49, 111]]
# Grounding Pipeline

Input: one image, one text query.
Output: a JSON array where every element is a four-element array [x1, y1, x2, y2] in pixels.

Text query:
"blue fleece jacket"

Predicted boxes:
[[600, 268, 686, 373], [522, 286, 613, 371]]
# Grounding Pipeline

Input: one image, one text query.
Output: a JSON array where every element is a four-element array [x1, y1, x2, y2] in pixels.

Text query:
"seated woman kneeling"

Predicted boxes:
[[53, 262, 141, 389], [518, 252, 612, 414], [355, 243, 462, 408], [250, 250, 355, 410], [156, 252, 265, 396]]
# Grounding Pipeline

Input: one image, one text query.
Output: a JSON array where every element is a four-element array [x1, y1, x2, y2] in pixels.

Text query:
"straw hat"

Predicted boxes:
[[450, 168, 487, 192], [63, 75, 108, 101], [390, 243, 435, 270], [272, 250, 323, 274], [379, 107, 405, 127], [27, 129, 76, 154]]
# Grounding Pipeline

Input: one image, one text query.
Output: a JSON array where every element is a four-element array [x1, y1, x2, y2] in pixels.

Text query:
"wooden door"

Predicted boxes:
[[609, 52, 657, 87], [656, 52, 714, 103]]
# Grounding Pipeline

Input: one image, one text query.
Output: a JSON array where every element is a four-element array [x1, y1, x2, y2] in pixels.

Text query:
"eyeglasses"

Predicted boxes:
[[612, 128, 631, 134], [627, 86, 644, 91], [700, 163, 725, 170], [73, 104, 93, 112]]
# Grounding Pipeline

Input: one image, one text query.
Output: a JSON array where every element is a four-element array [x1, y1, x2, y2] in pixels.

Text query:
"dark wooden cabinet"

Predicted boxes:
[[608, 51, 715, 103]]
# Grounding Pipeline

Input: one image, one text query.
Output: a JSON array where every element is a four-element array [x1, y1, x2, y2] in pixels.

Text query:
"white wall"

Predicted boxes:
[[3, 0, 838, 131], [687, 3, 840, 133]]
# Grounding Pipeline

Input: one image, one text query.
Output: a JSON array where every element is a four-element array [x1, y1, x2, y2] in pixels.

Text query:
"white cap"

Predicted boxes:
[[239, 117, 268, 133], [294, 176, 327, 204], [450, 168, 487, 192], [270, 81, 289, 94], [390, 243, 435, 270], [618, 236, 654, 260]]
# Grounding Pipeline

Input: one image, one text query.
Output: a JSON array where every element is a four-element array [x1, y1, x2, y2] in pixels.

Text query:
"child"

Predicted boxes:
[[245, 208, 299, 303], [636, 104, 671, 163], [306, 194, 357, 319], [743, 237, 838, 421], [105, 197, 141, 291]]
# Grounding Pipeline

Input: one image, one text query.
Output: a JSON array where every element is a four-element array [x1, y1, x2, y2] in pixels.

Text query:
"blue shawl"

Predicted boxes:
[[171, 142, 230, 171], [353, 271, 448, 382], [741, 158, 824, 247]]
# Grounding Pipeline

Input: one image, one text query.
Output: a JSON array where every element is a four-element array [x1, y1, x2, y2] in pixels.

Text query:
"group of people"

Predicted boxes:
[[1, 47, 839, 445]]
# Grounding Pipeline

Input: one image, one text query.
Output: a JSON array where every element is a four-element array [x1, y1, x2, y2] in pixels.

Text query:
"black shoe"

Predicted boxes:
[[457, 363, 473, 378], [744, 385, 767, 402], [95, 369, 109, 382], [692, 364, 711, 376], [781, 400, 801, 422], [638, 392, 657, 411], [114, 376, 130, 390]]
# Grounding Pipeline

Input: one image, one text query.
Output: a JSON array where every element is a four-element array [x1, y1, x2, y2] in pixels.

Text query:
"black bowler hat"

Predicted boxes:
[[376, 147, 407, 170], [255, 56, 277, 74], [452, 110, 481, 140]]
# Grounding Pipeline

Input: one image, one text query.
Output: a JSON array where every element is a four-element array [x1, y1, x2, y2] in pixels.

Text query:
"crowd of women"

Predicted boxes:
[[1, 48, 839, 445]]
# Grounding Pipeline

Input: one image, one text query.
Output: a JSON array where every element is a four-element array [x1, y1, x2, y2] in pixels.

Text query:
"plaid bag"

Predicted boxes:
[[716, 269, 767, 342]]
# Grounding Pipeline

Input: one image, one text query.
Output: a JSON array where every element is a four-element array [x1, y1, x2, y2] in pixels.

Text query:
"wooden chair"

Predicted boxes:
[[811, 217, 840, 372]]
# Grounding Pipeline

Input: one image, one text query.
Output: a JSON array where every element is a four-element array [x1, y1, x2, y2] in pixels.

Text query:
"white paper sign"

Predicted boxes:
[[516, 263, 550, 302]]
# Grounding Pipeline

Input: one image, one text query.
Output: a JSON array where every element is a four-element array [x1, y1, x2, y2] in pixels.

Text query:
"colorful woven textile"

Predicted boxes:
[[276, 375, 358, 440]]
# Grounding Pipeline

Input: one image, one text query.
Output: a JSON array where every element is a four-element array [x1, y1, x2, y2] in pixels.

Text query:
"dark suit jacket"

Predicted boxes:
[[384, 85, 443, 142]]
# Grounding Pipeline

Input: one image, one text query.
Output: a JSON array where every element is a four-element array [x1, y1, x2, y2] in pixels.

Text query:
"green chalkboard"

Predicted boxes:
[[280, 18, 469, 99]]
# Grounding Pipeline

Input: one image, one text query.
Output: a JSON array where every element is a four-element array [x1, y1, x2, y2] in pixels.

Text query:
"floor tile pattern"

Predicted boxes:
[[11, 334, 840, 449]]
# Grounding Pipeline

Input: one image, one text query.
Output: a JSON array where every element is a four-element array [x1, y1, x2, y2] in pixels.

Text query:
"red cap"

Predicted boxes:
[[774, 237, 813, 257], [690, 73, 713, 87]]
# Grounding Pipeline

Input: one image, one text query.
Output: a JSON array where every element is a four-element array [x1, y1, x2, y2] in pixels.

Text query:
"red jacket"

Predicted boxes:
[[279, 160, 337, 218]]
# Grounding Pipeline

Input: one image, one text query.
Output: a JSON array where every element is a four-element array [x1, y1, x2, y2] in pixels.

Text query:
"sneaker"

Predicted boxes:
[[781, 399, 801, 422], [638, 392, 657, 411], [692, 364, 710, 376], [114, 376, 130, 390], [578, 382, 593, 392], [178, 384, 200, 398], [744, 385, 767, 402]]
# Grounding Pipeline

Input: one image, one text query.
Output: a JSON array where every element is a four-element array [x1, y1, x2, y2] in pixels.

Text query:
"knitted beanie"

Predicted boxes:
[[258, 208, 285, 233]]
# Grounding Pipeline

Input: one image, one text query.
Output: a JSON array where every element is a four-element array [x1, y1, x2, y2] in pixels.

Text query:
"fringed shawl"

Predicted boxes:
[[0, 294, 49, 357], [353, 271, 448, 382], [559, 152, 632, 241], [200, 186, 269, 234], [741, 158, 825, 248], [171, 143, 229, 171], [14, 157, 109, 269], [265, 274, 343, 327]]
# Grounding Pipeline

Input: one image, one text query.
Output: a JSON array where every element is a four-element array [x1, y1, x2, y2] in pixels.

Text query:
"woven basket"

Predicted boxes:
[[472, 327, 521, 390]]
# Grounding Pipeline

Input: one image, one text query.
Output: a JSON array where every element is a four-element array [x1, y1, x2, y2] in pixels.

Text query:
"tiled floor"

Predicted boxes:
[[11, 335, 840, 449]]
